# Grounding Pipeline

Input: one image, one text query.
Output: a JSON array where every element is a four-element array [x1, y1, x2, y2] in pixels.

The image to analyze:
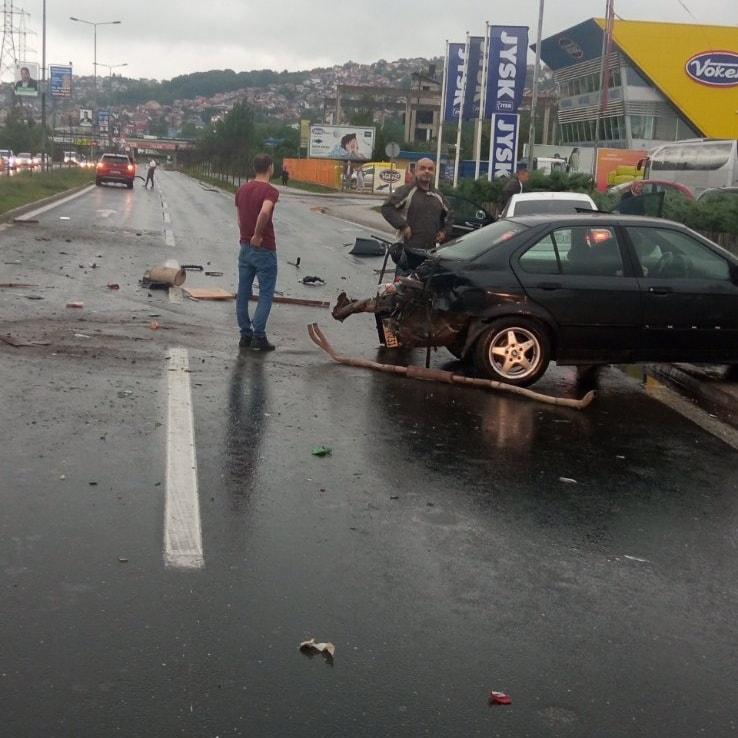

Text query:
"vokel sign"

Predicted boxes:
[[489, 113, 520, 180], [685, 51, 738, 87]]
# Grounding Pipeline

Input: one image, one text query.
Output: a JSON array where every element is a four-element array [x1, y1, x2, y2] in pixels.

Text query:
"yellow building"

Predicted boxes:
[[538, 19, 738, 147]]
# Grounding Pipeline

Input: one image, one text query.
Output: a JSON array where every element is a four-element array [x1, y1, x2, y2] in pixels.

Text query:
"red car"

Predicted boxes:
[[96, 153, 135, 189], [609, 179, 695, 200]]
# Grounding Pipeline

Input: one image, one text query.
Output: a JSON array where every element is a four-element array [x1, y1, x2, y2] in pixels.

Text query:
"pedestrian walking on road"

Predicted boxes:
[[281, 166, 289, 186], [235, 153, 280, 351], [145, 159, 157, 189], [380, 157, 453, 276]]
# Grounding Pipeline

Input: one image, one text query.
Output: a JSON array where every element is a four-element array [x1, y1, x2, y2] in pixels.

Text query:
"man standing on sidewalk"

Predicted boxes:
[[235, 153, 279, 351], [380, 157, 453, 275]]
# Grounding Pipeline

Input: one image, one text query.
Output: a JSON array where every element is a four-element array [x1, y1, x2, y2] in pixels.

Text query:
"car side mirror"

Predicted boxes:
[[475, 209, 487, 220]]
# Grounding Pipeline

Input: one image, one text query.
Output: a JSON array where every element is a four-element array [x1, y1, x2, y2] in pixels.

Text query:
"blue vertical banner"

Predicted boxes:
[[444, 42, 465, 122], [486, 26, 529, 116], [489, 113, 520, 180], [49, 64, 73, 97], [464, 36, 484, 120]]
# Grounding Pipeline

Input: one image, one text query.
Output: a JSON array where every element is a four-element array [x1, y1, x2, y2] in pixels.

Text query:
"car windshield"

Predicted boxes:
[[436, 220, 529, 261], [514, 199, 595, 215]]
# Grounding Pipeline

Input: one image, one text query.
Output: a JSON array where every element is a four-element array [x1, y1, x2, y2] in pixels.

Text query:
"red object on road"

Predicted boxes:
[[489, 691, 512, 705]]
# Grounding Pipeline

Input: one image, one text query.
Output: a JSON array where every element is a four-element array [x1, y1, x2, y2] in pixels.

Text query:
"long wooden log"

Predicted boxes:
[[307, 323, 595, 410]]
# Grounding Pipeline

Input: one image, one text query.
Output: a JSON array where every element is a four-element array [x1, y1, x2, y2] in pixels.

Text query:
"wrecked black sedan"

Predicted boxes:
[[334, 214, 738, 386]]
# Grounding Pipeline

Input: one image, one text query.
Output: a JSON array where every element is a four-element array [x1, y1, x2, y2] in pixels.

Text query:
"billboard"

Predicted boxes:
[[486, 26, 529, 116], [79, 109, 93, 127], [308, 125, 375, 160], [49, 64, 73, 97], [595, 148, 647, 192], [489, 113, 520, 180], [98, 111, 110, 132], [14, 61, 39, 97], [299, 119, 311, 149]]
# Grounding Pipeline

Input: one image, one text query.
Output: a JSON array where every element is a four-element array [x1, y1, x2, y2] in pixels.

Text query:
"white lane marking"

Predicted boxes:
[[13, 184, 95, 220], [163, 211, 171, 224], [645, 378, 738, 452], [168, 286, 182, 304], [165, 228, 176, 247], [165, 348, 204, 569]]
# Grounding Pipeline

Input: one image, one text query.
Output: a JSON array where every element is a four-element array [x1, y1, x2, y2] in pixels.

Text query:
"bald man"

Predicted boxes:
[[381, 157, 453, 274]]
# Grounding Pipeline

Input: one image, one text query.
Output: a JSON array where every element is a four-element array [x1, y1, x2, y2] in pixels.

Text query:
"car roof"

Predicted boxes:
[[509, 192, 595, 202], [506, 213, 684, 227]]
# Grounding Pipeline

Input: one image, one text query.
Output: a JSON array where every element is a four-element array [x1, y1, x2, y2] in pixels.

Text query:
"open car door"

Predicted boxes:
[[610, 191, 665, 218]]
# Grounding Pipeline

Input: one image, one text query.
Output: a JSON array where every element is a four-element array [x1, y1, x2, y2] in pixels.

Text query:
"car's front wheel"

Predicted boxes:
[[474, 318, 550, 386]]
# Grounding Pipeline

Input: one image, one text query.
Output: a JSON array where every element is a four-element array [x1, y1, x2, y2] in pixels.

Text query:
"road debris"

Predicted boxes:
[[349, 237, 385, 256], [624, 555, 650, 563], [0, 283, 37, 288], [311, 446, 332, 457], [301, 275, 325, 285], [299, 638, 335, 659], [107, 283, 120, 290], [559, 477, 578, 484], [14, 218, 39, 224], [204, 271, 223, 277], [181, 264, 204, 272], [0, 335, 51, 347], [183, 287, 234, 301], [287, 257, 301, 268], [117, 556, 129, 563], [59, 216, 71, 221], [489, 691, 512, 706], [66, 301, 84, 309], [74, 333, 91, 339], [141, 265, 186, 288], [149, 320, 161, 330], [307, 324, 595, 410]]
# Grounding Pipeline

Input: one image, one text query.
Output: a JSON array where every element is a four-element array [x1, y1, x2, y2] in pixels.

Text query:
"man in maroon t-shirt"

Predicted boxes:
[[234, 153, 279, 351]]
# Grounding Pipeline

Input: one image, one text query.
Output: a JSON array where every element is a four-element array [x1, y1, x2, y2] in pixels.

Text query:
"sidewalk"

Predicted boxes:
[[648, 363, 738, 430]]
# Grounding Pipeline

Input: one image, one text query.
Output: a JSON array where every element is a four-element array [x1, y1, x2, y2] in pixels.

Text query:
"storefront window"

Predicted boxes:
[[630, 115, 655, 140]]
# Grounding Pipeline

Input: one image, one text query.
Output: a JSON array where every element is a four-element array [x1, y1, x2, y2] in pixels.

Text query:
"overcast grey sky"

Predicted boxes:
[[13, 0, 736, 82]]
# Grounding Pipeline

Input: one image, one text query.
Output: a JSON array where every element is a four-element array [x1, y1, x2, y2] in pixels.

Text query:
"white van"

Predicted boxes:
[[643, 139, 738, 197]]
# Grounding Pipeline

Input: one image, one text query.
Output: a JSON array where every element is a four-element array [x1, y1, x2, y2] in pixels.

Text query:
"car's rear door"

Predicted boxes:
[[511, 223, 642, 361], [624, 225, 738, 361]]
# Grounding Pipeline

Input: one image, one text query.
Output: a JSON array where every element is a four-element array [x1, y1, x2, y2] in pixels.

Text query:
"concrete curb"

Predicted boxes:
[[0, 181, 94, 223], [648, 363, 738, 430]]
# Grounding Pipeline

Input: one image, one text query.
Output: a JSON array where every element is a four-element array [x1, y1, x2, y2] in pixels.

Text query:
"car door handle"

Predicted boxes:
[[536, 282, 561, 290], [649, 286, 673, 295]]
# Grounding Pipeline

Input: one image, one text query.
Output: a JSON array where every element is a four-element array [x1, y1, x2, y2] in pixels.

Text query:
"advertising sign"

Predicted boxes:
[[308, 125, 374, 160], [299, 119, 311, 149], [79, 109, 93, 127], [489, 113, 520, 180], [595, 148, 647, 192], [98, 111, 110, 132], [444, 42, 465, 122], [14, 61, 39, 97], [486, 26, 529, 116], [49, 64, 73, 97], [685, 51, 738, 88], [370, 162, 405, 194]]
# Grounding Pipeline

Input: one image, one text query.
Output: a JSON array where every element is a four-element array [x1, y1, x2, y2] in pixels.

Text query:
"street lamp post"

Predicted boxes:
[[69, 17, 121, 159]]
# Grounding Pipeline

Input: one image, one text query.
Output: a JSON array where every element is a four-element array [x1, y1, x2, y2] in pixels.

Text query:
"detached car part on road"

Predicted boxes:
[[333, 215, 738, 386], [96, 154, 135, 189]]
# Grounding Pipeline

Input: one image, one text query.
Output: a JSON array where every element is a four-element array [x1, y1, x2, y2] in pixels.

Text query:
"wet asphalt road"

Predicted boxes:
[[1, 171, 737, 737]]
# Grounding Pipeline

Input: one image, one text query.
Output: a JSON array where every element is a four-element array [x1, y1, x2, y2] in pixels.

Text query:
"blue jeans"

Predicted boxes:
[[236, 244, 278, 338]]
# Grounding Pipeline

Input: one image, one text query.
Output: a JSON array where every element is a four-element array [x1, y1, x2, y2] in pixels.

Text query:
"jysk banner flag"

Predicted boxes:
[[489, 113, 520, 180], [486, 26, 529, 116], [444, 42, 465, 122], [444, 39, 485, 122]]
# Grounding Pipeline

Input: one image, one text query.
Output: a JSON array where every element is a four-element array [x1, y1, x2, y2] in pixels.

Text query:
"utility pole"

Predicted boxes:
[[527, 0, 545, 169], [0, 0, 18, 82]]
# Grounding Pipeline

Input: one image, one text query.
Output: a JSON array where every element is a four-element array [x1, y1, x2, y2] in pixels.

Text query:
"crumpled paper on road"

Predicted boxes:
[[299, 638, 335, 659]]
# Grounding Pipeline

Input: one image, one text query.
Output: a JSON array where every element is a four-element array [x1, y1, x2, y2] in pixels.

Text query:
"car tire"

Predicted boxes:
[[95, 178, 102, 186], [127, 181, 134, 189], [473, 317, 551, 386]]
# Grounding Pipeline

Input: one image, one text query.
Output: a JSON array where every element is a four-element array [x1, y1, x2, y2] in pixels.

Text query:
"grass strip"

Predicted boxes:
[[0, 168, 94, 215]]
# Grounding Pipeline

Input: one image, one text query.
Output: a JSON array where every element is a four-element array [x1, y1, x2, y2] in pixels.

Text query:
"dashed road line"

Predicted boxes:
[[164, 348, 204, 569], [165, 228, 176, 247]]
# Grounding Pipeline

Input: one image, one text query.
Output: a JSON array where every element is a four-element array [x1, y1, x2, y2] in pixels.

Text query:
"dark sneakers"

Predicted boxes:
[[239, 335, 253, 348], [251, 336, 275, 351]]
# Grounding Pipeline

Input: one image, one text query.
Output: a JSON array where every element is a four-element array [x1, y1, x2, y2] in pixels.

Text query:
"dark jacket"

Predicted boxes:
[[381, 183, 453, 251], [501, 176, 524, 210]]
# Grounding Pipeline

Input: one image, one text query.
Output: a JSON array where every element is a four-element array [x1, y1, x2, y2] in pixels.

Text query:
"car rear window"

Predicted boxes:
[[513, 199, 595, 215], [436, 220, 529, 260], [101, 155, 130, 164]]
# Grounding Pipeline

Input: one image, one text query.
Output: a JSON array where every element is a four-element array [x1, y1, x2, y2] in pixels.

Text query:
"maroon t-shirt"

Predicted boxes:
[[235, 180, 280, 251]]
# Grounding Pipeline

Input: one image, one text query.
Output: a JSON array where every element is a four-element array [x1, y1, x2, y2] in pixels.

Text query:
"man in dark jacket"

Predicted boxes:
[[380, 158, 453, 274], [501, 161, 529, 212]]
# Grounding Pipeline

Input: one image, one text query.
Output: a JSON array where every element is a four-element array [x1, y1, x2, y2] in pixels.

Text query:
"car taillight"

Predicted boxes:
[[96, 163, 103, 169], [127, 164, 134, 172]]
